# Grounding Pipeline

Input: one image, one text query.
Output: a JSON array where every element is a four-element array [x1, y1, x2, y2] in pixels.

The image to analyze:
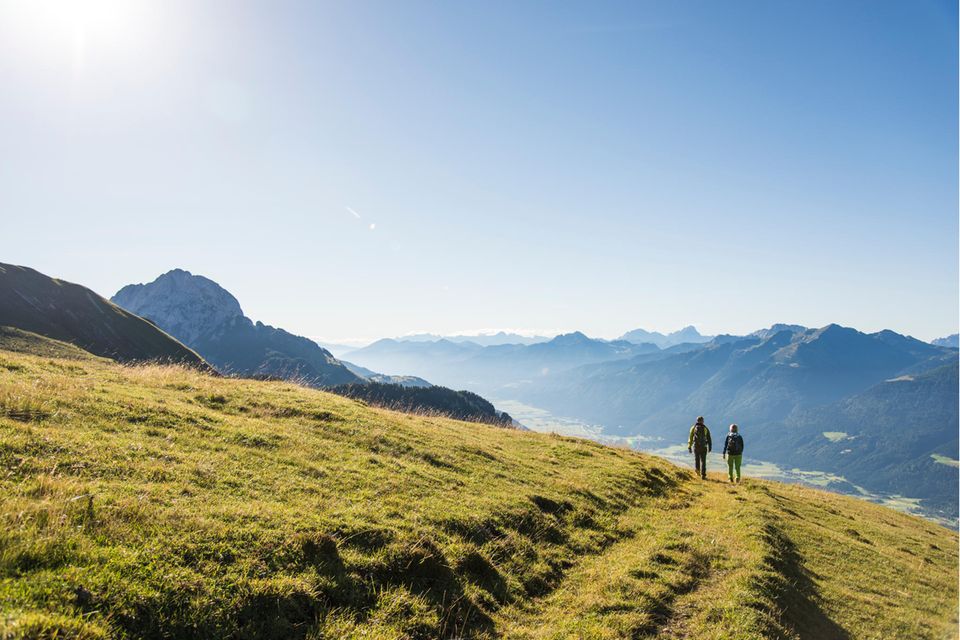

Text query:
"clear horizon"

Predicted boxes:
[[1, 1, 957, 343]]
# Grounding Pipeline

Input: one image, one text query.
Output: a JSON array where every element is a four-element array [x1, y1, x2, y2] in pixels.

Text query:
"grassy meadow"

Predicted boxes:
[[0, 334, 957, 639]]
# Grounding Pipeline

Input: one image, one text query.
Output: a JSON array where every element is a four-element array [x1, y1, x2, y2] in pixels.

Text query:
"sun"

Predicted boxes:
[[1, 0, 148, 62]]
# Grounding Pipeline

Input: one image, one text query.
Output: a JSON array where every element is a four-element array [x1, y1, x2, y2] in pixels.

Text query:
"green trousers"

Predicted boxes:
[[727, 454, 742, 481]]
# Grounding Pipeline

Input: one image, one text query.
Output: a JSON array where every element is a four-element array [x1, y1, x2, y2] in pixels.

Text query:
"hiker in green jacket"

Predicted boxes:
[[687, 416, 712, 479], [722, 424, 744, 484]]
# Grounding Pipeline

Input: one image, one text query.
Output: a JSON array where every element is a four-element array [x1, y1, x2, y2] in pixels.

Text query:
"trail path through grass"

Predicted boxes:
[[495, 477, 770, 638]]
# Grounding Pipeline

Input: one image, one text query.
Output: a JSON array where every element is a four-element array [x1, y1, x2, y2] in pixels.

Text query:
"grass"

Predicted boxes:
[[821, 431, 850, 443], [0, 327, 104, 362], [931, 454, 960, 468], [0, 344, 956, 639]]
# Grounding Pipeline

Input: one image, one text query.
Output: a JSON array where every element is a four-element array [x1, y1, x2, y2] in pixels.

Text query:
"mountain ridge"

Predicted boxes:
[[112, 269, 361, 387], [618, 325, 712, 348], [399, 331, 551, 346], [932, 333, 959, 348], [0, 263, 210, 369], [344, 331, 659, 391]]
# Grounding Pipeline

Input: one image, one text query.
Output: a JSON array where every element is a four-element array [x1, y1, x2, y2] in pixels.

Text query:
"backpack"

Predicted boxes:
[[693, 424, 708, 447], [728, 433, 743, 455]]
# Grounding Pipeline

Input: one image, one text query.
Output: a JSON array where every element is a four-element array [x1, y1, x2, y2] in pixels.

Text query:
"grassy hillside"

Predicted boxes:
[[327, 381, 514, 427], [755, 363, 959, 520], [0, 327, 107, 362], [0, 348, 956, 639], [0, 263, 210, 370]]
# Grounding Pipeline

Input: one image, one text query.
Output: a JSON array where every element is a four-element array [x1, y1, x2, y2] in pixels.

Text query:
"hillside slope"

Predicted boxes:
[[0, 326, 106, 361], [327, 381, 514, 427], [0, 263, 209, 368], [112, 269, 360, 386], [753, 363, 959, 519], [0, 349, 956, 639]]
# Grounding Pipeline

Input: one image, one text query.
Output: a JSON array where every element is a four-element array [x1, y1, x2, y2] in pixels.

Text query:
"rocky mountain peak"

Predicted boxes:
[[112, 269, 244, 345]]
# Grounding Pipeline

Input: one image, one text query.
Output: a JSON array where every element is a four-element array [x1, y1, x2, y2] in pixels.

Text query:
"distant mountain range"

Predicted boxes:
[[932, 334, 959, 348], [618, 325, 712, 348], [113, 270, 361, 387], [0, 263, 209, 369], [526, 325, 953, 431], [748, 323, 808, 340], [399, 331, 552, 346], [343, 331, 659, 392]]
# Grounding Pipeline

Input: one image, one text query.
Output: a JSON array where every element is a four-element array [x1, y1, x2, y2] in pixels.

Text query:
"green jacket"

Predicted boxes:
[[688, 424, 712, 451]]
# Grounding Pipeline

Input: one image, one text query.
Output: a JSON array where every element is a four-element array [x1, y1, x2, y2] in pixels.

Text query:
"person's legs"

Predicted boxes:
[[693, 449, 702, 476], [695, 448, 707, 478], [733, 455, 742, 482], [727, 455, 735, 482]]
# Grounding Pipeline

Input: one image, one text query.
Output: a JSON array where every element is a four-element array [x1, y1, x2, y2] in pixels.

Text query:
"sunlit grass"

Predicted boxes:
[[0, 343, 956, 639], [931, 454, 960, 468]]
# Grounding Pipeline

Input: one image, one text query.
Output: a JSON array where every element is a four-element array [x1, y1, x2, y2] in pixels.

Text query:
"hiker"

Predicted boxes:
[[723, 424, 744, 484], [687, 416, 712, 479]]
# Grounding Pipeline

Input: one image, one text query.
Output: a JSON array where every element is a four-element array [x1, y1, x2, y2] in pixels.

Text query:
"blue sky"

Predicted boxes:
[[0, 0, 956, 342]]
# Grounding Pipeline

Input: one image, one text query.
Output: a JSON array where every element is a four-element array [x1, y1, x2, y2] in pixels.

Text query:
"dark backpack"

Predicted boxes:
[[727, 433, 743, 455], [693, 424, 708, 447]]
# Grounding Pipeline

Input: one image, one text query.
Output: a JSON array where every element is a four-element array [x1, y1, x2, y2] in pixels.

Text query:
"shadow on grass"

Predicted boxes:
[[371, 538, 496, 636], [755, 520, 851, 640]]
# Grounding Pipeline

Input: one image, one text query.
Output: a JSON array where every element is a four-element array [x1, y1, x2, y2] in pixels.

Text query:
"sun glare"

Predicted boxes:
[[1, 0, 150, 65]]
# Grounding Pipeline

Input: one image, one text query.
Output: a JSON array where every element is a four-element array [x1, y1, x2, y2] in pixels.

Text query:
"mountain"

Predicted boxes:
[[465, 332, 658, 380], [0, 263, 209, 368], [340, 360, 432, 388], [2, 344, 956, 638], [523, 325, 953, 434], [753, 363, 959, 518], [749, 323, 808, 340], [516, 325, 958, 517], [400, 331, 552, 346], [341, 338, 484, 385], [932, 333, 959, 348], [618, 325, 712, 348], [315, 340, 365, 358], [344, 332, 659, 393], [112, 269, 360, 386]]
